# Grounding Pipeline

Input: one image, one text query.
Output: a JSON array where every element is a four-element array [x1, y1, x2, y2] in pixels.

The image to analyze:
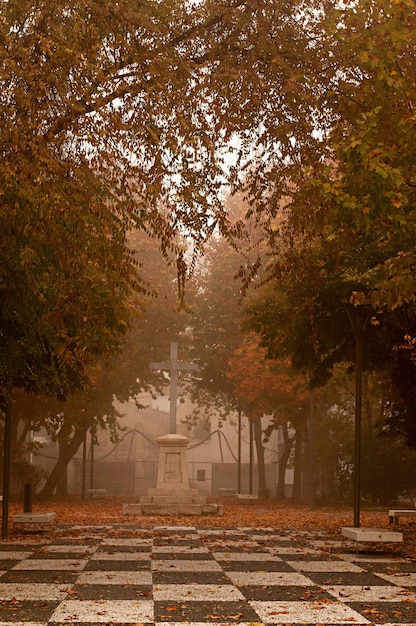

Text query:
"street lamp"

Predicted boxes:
[[344, 299, 373, 528]]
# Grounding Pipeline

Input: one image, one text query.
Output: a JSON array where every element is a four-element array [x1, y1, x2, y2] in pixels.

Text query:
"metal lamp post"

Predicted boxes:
[[345, 301, 372, 528]]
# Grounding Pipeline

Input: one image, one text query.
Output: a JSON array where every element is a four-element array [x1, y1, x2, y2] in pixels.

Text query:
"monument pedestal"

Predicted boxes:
[[123, 434, 222, 517]]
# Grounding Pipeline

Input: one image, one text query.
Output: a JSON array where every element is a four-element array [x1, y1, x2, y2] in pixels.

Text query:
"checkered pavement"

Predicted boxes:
[[0, 524, 415, 625]]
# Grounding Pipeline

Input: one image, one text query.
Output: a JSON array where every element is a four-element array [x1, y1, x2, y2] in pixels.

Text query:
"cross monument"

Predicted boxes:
[[122, 341, 222, 515], [150, 342, 198, 434]]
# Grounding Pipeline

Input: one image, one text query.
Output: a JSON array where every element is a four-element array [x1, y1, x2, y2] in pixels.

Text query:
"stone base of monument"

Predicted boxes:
[[123, 488, 223, 516], [123, 499, 223, 516], [123, 434, 223, 517]]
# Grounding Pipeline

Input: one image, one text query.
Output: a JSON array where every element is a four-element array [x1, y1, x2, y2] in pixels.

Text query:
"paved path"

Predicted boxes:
[[0, 524, 415, 625]]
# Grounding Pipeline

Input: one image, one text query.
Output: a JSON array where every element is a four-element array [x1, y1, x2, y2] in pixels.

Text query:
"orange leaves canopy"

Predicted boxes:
[[227, 334, 310, 421]]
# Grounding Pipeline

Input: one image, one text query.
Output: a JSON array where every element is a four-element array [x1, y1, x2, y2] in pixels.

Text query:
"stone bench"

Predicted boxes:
[[389, 509, 416, 524], [87, 489, 107, 498], [236, 493, 258, 504], [218, 488, 236, 497], [341, 527, 403, 555], [13, 512, 56, 527]]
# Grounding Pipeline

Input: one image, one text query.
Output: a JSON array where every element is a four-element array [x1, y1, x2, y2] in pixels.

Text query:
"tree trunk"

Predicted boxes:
[[292, 427, 304, 503], [56, 438, 69, 496], [15, 418, 31, 454], [276, 422, 295, 500], [253, 418, 268, 496], [39, 427, 85, 498]]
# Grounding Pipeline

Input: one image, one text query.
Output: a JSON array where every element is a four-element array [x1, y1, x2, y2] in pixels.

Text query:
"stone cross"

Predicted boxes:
[[150, 342, 198, 434]]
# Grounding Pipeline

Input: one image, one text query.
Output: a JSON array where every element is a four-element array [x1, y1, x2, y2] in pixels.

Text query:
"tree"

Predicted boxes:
[[238, 0, 416, 447], [0, 0, 238, 399], [1, 0, 318, 512], [225, 1, 416, 311], [0, 0, 316, 443], [317, 0, 416, 312], [186, 193, 262, 418], [4, 0, 415, 496], [226, 333, 310, 499], [312, 364, 416, 505], [6, 368, 125, 498], [9, 229, 192, 498]]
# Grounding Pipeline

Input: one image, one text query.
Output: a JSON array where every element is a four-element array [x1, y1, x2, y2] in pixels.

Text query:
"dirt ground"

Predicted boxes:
[[4, 496, 416, 544]]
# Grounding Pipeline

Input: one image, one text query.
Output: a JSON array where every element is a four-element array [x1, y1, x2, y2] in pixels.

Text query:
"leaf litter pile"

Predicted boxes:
[[5, 496, 416, 558]]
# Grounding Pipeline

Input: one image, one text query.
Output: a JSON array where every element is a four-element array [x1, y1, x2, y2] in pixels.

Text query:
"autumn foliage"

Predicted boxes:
[[2, 0, 416, 525], [227, 334, 310, 422]]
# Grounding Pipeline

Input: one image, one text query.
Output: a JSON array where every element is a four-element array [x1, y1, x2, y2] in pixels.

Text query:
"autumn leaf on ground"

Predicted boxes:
[[6, 496, 413, 558], [268, 610, 289, 615]]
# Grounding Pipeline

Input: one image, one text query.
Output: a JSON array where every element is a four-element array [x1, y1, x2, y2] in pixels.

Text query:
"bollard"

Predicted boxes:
[[23, 483, 33, 513]]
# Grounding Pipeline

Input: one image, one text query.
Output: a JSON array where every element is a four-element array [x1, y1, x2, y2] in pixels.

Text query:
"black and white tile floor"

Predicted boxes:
[[1, 524, 415, 625]]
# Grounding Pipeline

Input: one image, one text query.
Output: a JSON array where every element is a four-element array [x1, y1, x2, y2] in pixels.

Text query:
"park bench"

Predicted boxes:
[[236, 493, 259, 504], [87, 488, 107, 498], [342, 526, 403, 555], [13, 512, 56, 527], [389, 509, 416, 524]]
